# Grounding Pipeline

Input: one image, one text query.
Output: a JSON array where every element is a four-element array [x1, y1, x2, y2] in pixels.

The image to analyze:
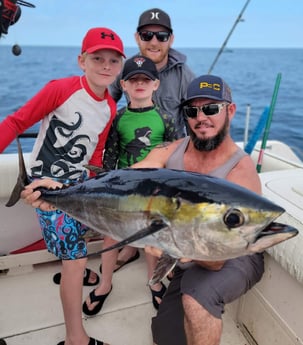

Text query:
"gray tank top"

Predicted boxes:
[[165, 136, 247, 178]]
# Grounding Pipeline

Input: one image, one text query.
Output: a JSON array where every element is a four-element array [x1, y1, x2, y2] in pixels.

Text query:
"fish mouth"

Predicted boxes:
[[257, 222, 298, 238], [249, 221, 298, 253]]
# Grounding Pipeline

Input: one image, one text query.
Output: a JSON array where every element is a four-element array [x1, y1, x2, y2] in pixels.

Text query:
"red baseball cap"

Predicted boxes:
[[81, 27, 125, 57]]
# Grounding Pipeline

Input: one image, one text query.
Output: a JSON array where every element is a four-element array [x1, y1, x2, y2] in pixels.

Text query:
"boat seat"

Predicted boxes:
[[260, 168, 303, 286]]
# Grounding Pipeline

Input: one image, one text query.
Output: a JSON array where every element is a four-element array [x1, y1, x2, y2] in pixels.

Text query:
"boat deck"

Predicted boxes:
[[0, 251, 248, 345]]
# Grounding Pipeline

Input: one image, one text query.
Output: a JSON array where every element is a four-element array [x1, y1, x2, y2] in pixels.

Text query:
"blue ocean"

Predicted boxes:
[[0, 46, 302, 159]]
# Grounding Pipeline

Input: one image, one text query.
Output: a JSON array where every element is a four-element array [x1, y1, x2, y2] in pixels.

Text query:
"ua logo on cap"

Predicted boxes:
[[150, 11, 160, 20], [101, 32, 115, 40]]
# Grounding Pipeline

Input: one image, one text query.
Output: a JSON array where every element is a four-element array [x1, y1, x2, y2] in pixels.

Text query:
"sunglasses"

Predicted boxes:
[[183, 103, 228, 118], [138, 31, 171, 42]]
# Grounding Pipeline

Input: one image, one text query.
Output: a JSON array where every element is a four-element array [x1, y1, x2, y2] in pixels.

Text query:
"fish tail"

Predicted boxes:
[[5, 137, 30, 207], [149, 254, 178, 285]]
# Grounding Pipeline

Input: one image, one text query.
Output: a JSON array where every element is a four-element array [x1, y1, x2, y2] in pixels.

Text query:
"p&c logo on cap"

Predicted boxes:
[[199, 82, 221, 91]]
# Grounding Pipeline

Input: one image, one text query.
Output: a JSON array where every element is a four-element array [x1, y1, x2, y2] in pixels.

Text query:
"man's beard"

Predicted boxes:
[[188, 114, 229, 152]]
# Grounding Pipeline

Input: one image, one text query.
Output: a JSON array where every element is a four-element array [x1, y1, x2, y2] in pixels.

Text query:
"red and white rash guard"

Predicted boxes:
[[0, 75, 116, 180]]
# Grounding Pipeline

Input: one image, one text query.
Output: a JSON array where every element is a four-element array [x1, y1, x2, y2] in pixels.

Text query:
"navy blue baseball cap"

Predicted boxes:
[[181, 75, 232, 106]]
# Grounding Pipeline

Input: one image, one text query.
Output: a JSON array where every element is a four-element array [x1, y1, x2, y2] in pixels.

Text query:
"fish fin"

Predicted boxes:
[[148, 253, 178, 285], [83, 164, 108, 175], [87, 218, 168, 257], [6, 137, 30, 207]]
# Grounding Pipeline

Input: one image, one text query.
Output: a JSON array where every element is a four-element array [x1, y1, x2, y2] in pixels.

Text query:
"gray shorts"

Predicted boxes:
[[152, 253, 264, 345]]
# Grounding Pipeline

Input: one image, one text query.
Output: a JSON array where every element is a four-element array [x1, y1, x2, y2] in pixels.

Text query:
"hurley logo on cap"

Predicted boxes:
[[149, 11, 161, 20]]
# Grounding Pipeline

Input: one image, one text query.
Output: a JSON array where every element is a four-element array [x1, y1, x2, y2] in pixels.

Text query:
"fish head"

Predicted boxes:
[[158, 175, 298, 260], [194, 202, 296, 257]]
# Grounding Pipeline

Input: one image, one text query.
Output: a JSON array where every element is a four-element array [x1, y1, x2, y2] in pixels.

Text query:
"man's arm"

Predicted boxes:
[[132, 140, 181, 169]]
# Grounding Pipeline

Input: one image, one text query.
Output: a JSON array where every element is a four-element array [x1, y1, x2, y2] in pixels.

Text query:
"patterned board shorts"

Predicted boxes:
[[36, 208, 89, 260], [34, 171, 90, 260]]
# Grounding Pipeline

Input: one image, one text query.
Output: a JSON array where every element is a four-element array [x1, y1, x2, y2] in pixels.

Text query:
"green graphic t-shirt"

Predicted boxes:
[[103, 105, 182, 169]]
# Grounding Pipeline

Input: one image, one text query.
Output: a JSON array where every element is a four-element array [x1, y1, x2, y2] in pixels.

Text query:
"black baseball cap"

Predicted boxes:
[[137, 8, 173, 33], [122, 55, 159, 81]]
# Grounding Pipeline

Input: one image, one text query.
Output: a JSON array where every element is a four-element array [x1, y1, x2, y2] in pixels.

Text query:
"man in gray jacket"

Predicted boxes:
[[110, 8, 195, 137]]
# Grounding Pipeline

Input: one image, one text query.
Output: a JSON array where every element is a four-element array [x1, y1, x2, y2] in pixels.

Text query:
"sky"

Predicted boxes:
[[1, 0, 302, 48]]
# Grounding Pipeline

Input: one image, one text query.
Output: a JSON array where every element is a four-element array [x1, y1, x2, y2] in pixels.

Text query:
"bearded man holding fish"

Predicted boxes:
[[131, 74, 264, 345]]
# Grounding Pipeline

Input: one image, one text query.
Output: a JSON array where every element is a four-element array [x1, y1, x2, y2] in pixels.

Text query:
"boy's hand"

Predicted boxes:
[[21, 179, 63, 211]]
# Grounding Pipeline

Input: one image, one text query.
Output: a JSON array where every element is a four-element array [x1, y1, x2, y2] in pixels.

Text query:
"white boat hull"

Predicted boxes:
[[0, 153, 45, 257]]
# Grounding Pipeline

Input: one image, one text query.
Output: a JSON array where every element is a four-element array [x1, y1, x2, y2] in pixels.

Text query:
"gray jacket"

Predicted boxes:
[[109, 48, 195, 136]]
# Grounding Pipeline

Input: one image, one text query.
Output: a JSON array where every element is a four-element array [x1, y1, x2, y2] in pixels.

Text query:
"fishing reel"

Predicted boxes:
[[0, 0, 35, 55]]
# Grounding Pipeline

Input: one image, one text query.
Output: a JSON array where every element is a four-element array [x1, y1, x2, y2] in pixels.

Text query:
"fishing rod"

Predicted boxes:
[[18, 132, 38, 138], [256, 73, 282, 173], [208, 0, 251, 74]]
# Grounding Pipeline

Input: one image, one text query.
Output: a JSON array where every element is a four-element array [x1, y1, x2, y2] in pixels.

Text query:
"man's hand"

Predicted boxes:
[[145, 246, 225, 270], [145, 246, 192, 263], [21, 179, 63, 211]]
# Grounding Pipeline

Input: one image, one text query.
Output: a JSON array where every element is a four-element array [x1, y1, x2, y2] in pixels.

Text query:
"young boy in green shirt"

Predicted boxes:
[[82, 55, 182, 316]]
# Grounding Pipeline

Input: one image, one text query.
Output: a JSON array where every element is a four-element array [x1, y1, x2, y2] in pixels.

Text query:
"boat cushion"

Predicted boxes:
[[260, 169, 303, 285]]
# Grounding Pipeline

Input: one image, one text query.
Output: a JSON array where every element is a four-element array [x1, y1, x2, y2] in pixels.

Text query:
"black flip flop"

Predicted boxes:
[[53, 268, 100, 286], [150, 282, 167, 310], [57, 337, 104, 345], [82, 286, 113, 316]]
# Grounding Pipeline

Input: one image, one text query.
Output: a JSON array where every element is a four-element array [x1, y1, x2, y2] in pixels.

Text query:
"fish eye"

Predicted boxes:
[[223, 208, 245, 228]]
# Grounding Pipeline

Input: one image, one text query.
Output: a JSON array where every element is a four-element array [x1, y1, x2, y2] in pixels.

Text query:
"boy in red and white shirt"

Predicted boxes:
[[0, 27, 125, 345]]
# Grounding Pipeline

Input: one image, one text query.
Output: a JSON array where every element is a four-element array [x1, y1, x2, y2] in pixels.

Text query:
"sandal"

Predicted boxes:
[[99, 249, 140, 273], [53, 268, 100, 286], [150, 282, 167, 310], [82, 286, 112, 316], [57, 337, 104, 345]]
